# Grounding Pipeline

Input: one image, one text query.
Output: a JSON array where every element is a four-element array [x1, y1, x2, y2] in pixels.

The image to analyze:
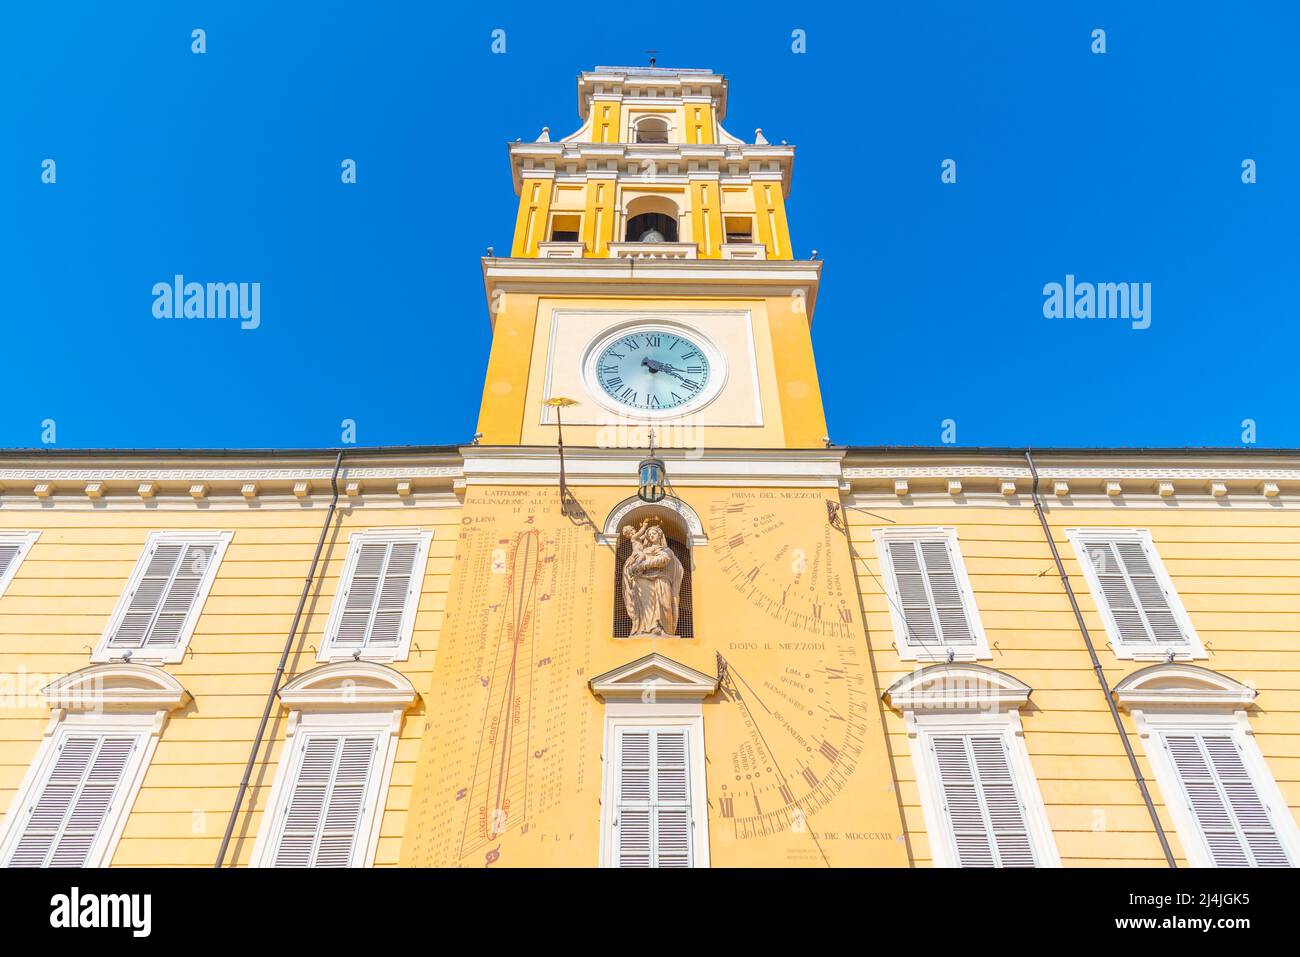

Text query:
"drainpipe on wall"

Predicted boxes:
[[1024, 450, 1178, 869], [215, 449, 345, 868]]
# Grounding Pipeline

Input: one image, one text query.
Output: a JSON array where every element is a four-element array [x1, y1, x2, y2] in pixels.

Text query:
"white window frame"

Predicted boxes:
[[909, 710, 1061, 868], [1066, 528, 1205, 661], [590, 653, 715, 868], [0, 531, 40, 599], [872, 526, 991, 662], [249, 660, 417, 868], [1133, 710, 1300, 868], [317, 528, 433, 663], [599, 711, 708, 868], [249, 710, 401, 868], [92, 529, 232, 665], [0, 711, 161, 868]]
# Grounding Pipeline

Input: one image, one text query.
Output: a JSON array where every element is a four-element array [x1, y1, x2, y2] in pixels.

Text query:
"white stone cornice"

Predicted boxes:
[[509, 141, 793, 196], [482, 256, 820, 285], [460, 445, 844, 489], [0, 461, 463, 510], [0, 464, 460, 483], [840, 458, 1300, 508], [578, 67, 728, 119], [482, 257, 822, 327]]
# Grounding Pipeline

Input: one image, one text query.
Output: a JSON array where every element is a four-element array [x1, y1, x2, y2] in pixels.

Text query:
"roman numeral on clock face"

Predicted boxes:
[[594, 328, 712, 411]]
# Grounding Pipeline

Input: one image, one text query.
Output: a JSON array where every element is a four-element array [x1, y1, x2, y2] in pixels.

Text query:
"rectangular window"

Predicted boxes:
[[1, 725, 150, 868], [611, 727, 695, 868], [930, 732, 1035, 866], [549, 213, 581, 243], [1067, 529, 1203, 659], [320, 529, 432, 662], [911, 715, 1059, 868], [94, 531, 232, 664], [265, 730, 385, 868], [724, 216, 753, 243], [1161, 731, 1291, 867], [873, 528, 990, 661], [0, 531, 40, 599]]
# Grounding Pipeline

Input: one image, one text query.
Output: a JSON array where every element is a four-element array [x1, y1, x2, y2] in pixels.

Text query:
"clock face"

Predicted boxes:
[[593, 329, 713, 412]]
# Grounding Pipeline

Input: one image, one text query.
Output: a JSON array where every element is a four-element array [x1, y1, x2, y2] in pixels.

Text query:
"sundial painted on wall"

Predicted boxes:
[[707, 491, 876, 861]]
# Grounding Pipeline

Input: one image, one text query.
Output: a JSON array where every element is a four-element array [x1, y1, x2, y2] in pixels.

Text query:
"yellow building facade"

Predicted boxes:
[[1, 65, 1298, 869]]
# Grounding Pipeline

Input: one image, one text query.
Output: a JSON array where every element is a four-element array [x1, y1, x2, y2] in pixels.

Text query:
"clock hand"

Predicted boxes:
[[658, 363, 699, 388], [641, 357, 699, 390]]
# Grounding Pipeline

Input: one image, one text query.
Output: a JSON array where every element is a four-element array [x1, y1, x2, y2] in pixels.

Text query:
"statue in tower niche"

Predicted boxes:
[[620, 518, 684, 637]]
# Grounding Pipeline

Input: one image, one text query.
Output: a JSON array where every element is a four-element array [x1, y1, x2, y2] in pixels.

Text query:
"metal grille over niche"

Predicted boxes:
[[612, 534, 694, 638]]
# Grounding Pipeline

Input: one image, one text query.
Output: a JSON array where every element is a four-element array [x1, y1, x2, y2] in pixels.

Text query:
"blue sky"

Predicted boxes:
[[3, 2, 1296, 450]]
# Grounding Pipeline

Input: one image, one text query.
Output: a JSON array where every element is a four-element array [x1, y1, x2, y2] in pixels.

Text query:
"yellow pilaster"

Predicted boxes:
[[767, 293, 828, 446], [752, 181, 792, 260], [582, 177, 616, 256], [591, 98, 621, 144], [475, 294, 539, 444], [685, 102, 714, 144], [511, 178, 553, 257], [691, 179, 724, 258]]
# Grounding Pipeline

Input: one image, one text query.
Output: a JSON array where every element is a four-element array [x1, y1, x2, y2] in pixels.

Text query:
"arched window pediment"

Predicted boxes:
[[1112, 663, 1256, 712], [600, 495, 707, 547], [883, 663, 1032, 714], [42, 662, 190, 713], [278, 661, 419, 713]]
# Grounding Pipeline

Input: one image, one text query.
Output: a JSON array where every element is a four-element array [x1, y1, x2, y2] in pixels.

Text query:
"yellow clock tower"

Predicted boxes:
[[400, 65, 910, 867]]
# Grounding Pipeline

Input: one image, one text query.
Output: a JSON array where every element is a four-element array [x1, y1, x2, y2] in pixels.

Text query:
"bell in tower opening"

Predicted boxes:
[[625, 211, 677, 243]]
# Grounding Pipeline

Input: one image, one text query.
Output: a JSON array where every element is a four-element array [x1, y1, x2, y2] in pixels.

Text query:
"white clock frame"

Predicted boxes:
[[580, 317, 729, 420]]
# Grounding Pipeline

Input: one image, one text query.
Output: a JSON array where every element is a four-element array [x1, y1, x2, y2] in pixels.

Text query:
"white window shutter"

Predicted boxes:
[[369, 542, 419, 647], [0, 544, 20, 581], [1082, 539, 1184, 646], [886, 539, 975, 651], [654, 730, 692, 868], [1164, 733, 1290, 867], [109, 541, 216, 651], [8, 734, 138, 868], [614, 730, 652, 867], [932, 733, 1036, 868], [272, 734, 379, 868], [332, 539, 423, 653], [613, 728, 694, 868]]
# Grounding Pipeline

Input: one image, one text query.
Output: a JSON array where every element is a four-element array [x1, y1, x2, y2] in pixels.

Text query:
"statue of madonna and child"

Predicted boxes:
[[620, 518, 684, 638]]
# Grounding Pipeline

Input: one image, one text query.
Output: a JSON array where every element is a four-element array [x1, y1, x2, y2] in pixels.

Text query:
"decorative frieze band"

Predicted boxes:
[[0, 464, 463, 509]]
